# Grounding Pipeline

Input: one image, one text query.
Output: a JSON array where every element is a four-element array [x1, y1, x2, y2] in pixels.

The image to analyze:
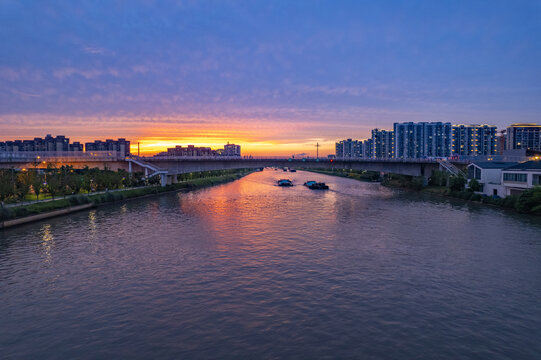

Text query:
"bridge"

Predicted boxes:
[[0, 152, 460, 186]]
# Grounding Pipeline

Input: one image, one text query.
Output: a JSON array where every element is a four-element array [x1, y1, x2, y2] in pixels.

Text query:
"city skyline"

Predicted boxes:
[[1, 1, 541, 156]]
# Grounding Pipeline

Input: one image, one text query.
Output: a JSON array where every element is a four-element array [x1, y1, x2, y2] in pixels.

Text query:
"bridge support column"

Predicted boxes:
[[128, 161, 132, 174], [145, 168, 149, 178], [171, 175, 178, 184], [160, 173, 167, 187]]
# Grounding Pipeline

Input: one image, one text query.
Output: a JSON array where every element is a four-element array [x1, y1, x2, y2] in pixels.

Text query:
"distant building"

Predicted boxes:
[[371, 129, 394, 159], [163, 145, 216, 157], [85, 138, 130, 157], [335, 139, 363, 158], [362, 139, 373, 158], [506, 123, 541, 151], [0, 134, 79, 153], [394, 122, 452, 159], [452, 124, 497, 156], [224, 143, 241, 157]]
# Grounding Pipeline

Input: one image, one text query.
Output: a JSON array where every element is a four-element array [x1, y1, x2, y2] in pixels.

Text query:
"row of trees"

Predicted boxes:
[[0, 167, 251, 206], [0, 166, 146, 205]]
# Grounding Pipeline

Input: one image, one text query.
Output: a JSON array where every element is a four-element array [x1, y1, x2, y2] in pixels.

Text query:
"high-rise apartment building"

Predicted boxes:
[[393, 122, 452, 159], [451, 124, 497, 156], [371, 129, 394, 159], [506, 124, 541, 151], [335, 139, 363, 158], [363, 139, 373, 159]]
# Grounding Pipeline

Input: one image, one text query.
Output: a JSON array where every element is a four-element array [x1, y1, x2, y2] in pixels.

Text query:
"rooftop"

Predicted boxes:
[[503, 160, 541, 171], [469, 161, 518, 169]]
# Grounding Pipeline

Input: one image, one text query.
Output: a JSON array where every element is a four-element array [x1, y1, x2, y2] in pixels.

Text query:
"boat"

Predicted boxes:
[[277, 179, 293, 186], [283, 167, 288, 171], [308, 182, 329, 190], [289, 169, 296, 172], [304, 181, 317, 187]]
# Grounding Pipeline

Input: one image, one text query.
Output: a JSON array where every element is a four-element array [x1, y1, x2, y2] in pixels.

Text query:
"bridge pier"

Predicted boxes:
[[160, 174, 177, 187], [160, 173, 167, 187], [128, 161, 132, 174]]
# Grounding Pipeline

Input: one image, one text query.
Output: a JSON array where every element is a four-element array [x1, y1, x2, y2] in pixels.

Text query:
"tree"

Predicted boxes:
[[30, 172, 44, 201], [429, 170, 447, 187], [449, 175, 466, 192], [468, 178, 481, 192], [47, 173, 61, 199], [516, 187, 541, 214], [15, 171, 31, 202], [0, 169, 15, 206]]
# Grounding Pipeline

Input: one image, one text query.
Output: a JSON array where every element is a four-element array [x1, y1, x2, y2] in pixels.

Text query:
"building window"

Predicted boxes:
[[533, 174, 541, 185], [503, 173, 527, 183]]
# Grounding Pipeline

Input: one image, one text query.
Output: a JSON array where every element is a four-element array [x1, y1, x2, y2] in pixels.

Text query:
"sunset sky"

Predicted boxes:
[[1, 0, 540, 156]]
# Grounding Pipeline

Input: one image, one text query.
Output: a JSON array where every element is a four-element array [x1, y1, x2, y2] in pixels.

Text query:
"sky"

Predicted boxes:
[[1, 0, 540, 156]]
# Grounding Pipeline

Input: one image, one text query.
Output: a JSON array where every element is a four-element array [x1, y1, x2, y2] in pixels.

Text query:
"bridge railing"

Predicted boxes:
[[137, 155, 444, 163]]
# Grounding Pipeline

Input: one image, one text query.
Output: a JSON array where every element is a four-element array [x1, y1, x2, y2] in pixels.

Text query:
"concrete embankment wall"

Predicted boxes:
[[0, 203, 96, 229]]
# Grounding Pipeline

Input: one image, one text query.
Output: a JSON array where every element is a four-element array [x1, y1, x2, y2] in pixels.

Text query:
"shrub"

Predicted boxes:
[[501, 195, 518, 209], [449, 176, 466, 192], [468, 178, 481, 192], [410, 177, 425, 190]]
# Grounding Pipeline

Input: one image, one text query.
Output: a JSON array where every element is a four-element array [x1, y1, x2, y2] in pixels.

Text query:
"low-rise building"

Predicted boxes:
[[467, 162, 517, 197], [501, 161, 541, 196]]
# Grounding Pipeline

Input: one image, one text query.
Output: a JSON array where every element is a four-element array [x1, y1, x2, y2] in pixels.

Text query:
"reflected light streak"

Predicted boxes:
[[40, 223, 54, 262]]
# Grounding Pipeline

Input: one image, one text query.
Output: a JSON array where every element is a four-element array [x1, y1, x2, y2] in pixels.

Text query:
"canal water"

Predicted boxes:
[[1, 170, 541, 359]]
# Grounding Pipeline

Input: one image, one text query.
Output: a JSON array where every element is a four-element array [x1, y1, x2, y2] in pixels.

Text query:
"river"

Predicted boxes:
[[1, 169, 541, 359]]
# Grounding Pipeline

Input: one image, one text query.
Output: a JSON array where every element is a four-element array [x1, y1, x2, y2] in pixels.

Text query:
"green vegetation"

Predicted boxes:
[[381, 174, 425, 190], [317, 167, 541, 216], [0, 168, 251, 222], [381, 170, 541, 216], [308, 169, 381, 182]]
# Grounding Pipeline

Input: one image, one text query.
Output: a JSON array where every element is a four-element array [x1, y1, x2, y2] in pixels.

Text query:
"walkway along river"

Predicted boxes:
[[1, 170, 541, 359]]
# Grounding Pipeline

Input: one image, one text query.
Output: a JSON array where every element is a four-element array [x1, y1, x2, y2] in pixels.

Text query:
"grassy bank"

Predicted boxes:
[[0, 170, 252, 223]]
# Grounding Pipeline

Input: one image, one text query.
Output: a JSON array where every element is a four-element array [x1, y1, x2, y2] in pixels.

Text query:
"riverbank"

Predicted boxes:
[[0, 170, 252, 229], [311, 169, 541, 216]]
